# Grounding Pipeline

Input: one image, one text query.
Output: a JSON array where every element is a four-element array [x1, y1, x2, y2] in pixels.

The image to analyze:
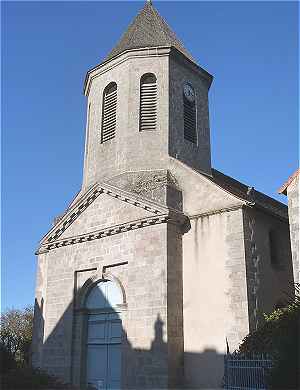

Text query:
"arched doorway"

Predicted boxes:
[[85, 279, 123, 390]]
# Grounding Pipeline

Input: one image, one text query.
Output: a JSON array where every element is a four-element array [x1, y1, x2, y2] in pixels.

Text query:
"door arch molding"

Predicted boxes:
[[77, 271, 127, 311]]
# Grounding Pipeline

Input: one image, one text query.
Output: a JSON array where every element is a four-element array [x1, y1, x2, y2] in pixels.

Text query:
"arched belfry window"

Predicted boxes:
[[139, 73, 157, 131], [101, 82, 117, 143], [183, 83, 197, 144], [85, 279, 123, 389]]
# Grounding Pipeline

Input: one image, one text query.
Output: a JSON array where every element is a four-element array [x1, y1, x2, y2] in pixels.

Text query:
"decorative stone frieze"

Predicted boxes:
[[39, 181, 173, 248], [36, 210, 190, 254]]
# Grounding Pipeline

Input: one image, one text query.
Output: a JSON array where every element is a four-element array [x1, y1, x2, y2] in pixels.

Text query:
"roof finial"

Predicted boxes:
[[146, 0, 152, 4]]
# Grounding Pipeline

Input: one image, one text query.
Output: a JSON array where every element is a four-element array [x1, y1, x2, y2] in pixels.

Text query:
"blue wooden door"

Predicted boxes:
[[106, 314, 122, 389], [86, 281, 123, 390], [86, 313, 122, 390]]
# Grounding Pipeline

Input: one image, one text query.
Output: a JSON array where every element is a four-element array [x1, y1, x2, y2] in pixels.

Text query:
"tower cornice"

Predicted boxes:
[[84, 46, 212, 96]]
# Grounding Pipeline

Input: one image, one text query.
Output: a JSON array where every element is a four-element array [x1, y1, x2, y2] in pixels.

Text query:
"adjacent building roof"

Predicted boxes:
[[278, 168, 300, 195], [103, 1, 194, 63]]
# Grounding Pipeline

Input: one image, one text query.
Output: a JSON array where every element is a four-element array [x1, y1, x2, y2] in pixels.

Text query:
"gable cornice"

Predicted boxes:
[[36, 214, 166, 254], [39, 181, 173, 247], [36, 209, 189, 255]]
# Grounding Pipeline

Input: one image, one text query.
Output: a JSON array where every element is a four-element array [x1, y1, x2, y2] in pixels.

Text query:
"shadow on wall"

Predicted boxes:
[[32, 298, 44, 367], [184, 348, 225, 389], [32, 278, 225, 390]]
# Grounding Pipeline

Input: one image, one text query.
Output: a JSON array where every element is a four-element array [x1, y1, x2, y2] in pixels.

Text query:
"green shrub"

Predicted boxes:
[[0, 306, 33, 366], [237, 284, 300, 389], [239, 302, 300, 357]]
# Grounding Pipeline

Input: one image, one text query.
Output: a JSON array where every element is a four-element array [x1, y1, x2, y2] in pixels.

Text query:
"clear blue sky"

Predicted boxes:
[[2, 1, 298, 310]]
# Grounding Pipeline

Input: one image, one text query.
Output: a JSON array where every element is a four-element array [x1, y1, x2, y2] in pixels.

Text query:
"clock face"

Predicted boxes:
[[183, 83, 195, 103]]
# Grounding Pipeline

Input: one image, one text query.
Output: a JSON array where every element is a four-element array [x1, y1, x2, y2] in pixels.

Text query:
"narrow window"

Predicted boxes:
[[101, 82, 117, 142], [139, 73, 157, 131], [183, 83, 197, 144], [269, 229, 282, 269]]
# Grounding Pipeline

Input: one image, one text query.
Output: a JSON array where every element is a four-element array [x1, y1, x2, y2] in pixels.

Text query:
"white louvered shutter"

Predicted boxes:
[[139, 74, 157, 131], [184, 97, 197, 144], [101, 83, 117, 142]]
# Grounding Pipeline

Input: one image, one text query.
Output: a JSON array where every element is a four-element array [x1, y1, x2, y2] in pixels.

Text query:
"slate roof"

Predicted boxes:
[[210, 168, 288, 219], [103, 1, 194, 63]]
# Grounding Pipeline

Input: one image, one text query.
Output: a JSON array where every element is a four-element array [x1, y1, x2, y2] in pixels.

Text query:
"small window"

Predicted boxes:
[[183, 83, 197, 144], [101, 82, 117, 143], [139, 73, 157, 131]]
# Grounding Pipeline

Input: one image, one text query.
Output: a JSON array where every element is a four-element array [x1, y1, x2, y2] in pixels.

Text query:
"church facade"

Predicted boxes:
[[32, 3, 294, 389]]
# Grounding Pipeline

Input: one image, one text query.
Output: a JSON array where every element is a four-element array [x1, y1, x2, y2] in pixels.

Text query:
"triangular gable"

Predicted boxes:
[[40, 182, 168, 247], [59, 193, 154, 240]]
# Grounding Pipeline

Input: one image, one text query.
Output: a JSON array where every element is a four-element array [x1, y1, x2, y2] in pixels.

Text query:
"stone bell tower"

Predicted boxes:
[[33, 2, 218, 389], [82, 1, 213, 191]]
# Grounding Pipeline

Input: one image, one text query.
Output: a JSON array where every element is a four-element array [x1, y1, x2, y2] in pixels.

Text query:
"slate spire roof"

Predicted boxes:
[[103, 1, 194, 63]]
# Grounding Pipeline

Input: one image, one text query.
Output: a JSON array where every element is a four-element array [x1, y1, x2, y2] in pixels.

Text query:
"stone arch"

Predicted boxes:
[[77, 269, 126, 311]]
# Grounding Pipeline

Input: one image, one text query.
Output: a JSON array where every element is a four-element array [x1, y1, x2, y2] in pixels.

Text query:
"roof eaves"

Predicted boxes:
[[211, 168, 288, 220], [170, 47, 213, 87], [83, 45, 173, 95]]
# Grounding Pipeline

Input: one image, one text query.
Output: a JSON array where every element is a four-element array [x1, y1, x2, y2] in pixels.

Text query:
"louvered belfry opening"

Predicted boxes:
[[139, 73, 157, 131], [183, 93, 197, 144], [101, 82, 117, 143]]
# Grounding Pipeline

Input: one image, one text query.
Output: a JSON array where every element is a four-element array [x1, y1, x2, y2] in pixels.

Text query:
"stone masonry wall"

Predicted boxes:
[[243, 207, 293, 331], [287, 175, 299, 283], [83, 48, 213, 191], [169, 53, 212, 176], [31, 255, 47, 368], [167, 223, 184, 388], [182, 208, 249, 389], [164, 158, 247, 388], [83, 52, 169, 189], [35, 214, 184, 388]]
